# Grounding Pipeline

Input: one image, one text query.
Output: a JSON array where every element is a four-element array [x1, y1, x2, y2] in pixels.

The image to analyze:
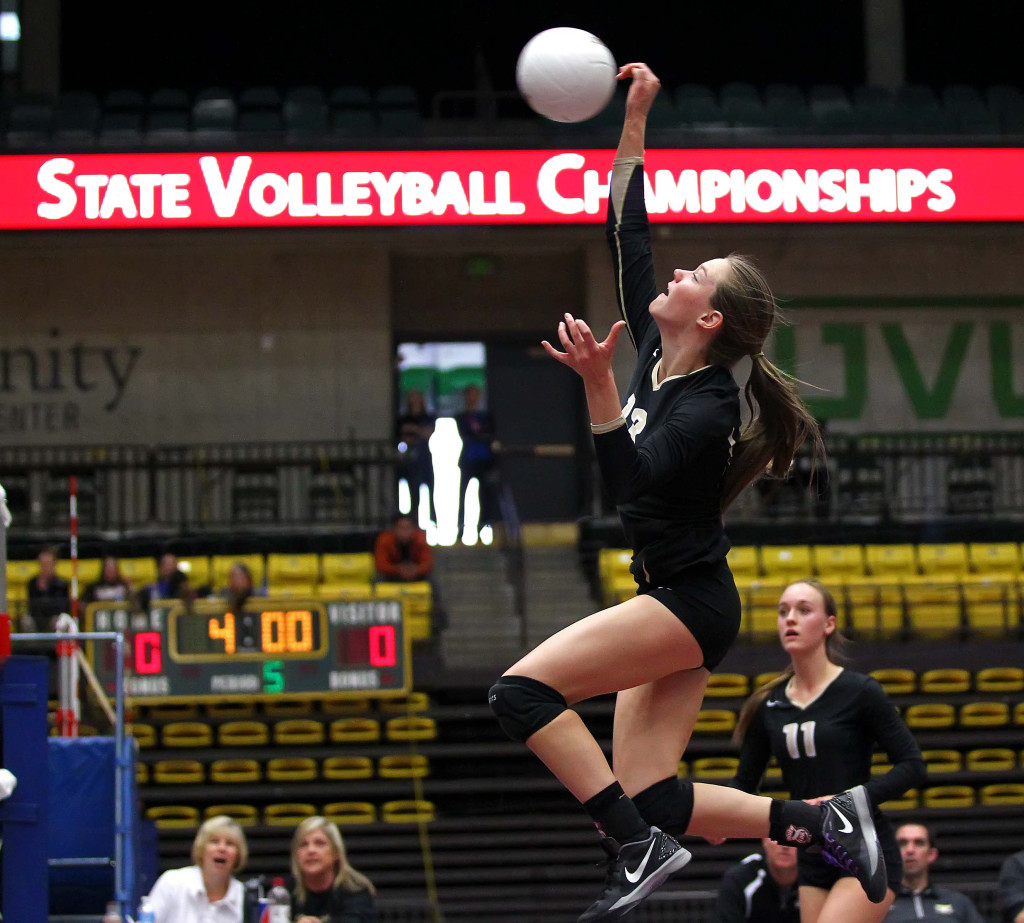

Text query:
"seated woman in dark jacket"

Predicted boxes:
[[291, 816, 376, 923]]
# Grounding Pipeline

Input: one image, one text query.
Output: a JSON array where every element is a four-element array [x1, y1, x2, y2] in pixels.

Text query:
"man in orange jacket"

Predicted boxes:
[[374, 514, 433, 582]]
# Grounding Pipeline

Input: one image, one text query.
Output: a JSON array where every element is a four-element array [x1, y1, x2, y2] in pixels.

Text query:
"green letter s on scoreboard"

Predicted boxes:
[[263, 660, 284, 693]]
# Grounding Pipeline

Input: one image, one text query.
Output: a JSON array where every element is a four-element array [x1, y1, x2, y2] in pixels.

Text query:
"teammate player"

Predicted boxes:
[[731, 580, 926, 922], [489, 63, 887, 922]]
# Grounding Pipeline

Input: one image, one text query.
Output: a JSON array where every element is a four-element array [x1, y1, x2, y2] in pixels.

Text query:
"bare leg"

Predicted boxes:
[[809, 878, 895, 923], [799, 887, 830, 923]]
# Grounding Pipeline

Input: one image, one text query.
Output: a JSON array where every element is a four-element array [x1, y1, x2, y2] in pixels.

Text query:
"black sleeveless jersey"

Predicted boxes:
[[734, 670, 926, 809], [595, 158, 741, 584]]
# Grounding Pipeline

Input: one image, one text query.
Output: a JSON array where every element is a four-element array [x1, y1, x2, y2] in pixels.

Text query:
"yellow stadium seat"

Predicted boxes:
[[320, 553, 374, 584], [153, 759, 205, 784], [119, 556, 159, 586], [55, 558, 102, 585], [968, 543, 1021, 575], [811, 544, 866, 580], [608, 573, 638, 605], [374, 581, 432, 639], [902, 581, 962, 638], [162, 721, 213, 748], [871, 752, 893, 775], [264, 803, 317, 826], [379, 692, 431, 713], [211, 554, 265, 590], [905, 704, 956, 729], [322, 697, 373, 716], [148, 703, 199, 721], [323, 756, 374, 780], [754, 672, 783, 690], [677, 761, 688, 778], [976, 667, 1024, 692], [130, 724, 157, 749], [316, 582, 373, 600], [273, 718, 324, 746], [740, 581, 788, 638], [693, 709, 737, 734], [210, 759, 261, 783], [267, 757, 318, 781], [266, 553, 319, 594], [206, 701, 256, 719], [1016, 703, 1024, 726], [760, 546, 812, 580], [330, 717, 381, 743], [980, 783, 1024, 806], [962, 576, 1020, 635], [692, 757, 740, 779], [966, 748, 1016, 772], [917, 543, 968, 578], [218, 720, 269, 747], [382, 799, 435, 823], [923, 785, 975, 809], [262, 698, 313, 717], [146, 806, 200, 829], [921, 750, 962, 774], [178, 556, 211, 588], [205, 804, 259, 826], [379, 754, 430, 778], [704, 673, 749, 698], [960, 702, 1009, 727], [842, 579, 904, 638], [599, 547, 633, 585], [866, 545, 918, 577], [6, 559, 39, 593], [880, 790, 919, 811], [870, 668, 916, 695], [136, 763, 149, 785], [919, 668, 970, 694], [726, 546, 759, 580], [386, 716, 437, 741], [323, 801, 376, 825], [765, 757, 783, 782]]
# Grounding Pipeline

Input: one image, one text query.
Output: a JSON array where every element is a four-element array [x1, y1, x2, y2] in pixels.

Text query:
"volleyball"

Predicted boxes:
[[516, 28, 617, 123]]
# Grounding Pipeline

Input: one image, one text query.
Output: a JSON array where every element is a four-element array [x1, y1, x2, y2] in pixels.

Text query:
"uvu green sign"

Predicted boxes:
[[772, 307, 1024, 431]]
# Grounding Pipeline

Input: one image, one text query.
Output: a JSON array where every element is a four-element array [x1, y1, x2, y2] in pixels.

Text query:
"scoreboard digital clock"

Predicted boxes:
[[85, 597, 411, 702]]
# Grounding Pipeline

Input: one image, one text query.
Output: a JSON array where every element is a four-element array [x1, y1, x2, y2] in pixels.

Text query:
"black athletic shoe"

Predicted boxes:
[[820, 785, 887, 903], [577, 826, 692, 922]]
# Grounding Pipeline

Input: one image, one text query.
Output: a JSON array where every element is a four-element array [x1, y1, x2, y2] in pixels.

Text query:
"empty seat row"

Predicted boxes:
[[145, 798, 435, 829], [879, 784, 1024, 810], [135, 690, 431, 721], [139, 753, 429, 784], [132, 715, 438, 748]]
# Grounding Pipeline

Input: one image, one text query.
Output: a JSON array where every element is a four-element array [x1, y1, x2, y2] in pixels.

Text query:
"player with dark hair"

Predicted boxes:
[[488, 63, 886, 923], [731, 579, 927, 923]]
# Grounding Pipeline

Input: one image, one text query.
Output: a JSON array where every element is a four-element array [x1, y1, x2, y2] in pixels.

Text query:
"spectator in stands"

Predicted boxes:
[[489, 65, 881, 923], [396, 388, 437, 525], [374, 514, 432, 583], [728, 579, 926, 923], [290, 816, 376, 922], [139, 551, 192, 610], [25, 544, 70, 630], [83, 555, 133, 605], [454, 383, 499, 541], [148, 815, 247, 922], [222, 562, 262, 612], [714, 838, 799, 923], [999, 846, 1024, 923], [889, 822, 984, 922]]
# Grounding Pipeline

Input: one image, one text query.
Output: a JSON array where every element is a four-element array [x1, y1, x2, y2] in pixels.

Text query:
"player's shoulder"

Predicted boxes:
[[722, 853, 765, 883]]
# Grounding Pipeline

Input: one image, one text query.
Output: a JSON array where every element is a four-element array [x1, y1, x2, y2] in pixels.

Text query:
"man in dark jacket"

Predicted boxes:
[[889, 823, 985, 922], [715, 838, 799, 923]]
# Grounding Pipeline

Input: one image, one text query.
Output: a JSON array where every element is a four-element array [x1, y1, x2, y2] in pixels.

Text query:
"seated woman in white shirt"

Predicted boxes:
[[149, 815, 247, 922]]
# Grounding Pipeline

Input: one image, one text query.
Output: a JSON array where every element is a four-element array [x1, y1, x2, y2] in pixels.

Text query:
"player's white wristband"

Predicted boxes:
[[591, 416, 626, 435]]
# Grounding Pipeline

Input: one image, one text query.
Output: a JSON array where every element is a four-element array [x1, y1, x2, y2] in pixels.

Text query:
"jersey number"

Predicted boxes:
[[622, 394, 648, 440], [782, 721, 817, 759]]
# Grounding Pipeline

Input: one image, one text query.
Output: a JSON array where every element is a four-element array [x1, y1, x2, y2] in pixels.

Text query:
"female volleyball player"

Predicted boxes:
[[731, 580, 926, 923], [489, 63, 886, 922]]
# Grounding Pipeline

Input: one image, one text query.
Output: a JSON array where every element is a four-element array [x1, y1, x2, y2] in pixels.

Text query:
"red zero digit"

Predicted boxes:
[[368, 625, 397, 667], [135, 631, 162, 674]]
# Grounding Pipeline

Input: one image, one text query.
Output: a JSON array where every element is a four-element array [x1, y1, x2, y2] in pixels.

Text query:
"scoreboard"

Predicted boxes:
[[85, 596, 411, 702]]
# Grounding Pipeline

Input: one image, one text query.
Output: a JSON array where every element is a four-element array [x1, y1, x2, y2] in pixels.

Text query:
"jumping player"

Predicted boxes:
[[731, 580, 927, 922], [489, 62, 887, 922]]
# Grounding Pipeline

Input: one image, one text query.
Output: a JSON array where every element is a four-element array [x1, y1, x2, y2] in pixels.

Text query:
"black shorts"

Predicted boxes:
[[636, 559, 741, 671], [797, 812, 902, 894]]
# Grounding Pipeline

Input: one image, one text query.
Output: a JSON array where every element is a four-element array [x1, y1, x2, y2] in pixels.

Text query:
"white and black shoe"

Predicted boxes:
[[578, 826, 692, 922], [820, 785, 887, 903]]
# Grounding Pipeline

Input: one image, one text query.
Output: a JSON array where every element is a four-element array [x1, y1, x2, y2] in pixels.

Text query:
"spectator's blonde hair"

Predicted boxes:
[[291, 816, 376, 902], [191, 815, 248, 872]]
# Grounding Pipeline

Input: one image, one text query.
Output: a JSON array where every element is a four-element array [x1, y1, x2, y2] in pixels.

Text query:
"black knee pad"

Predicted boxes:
[[488, 674, 567, 742], [633, 776, 695, 838]]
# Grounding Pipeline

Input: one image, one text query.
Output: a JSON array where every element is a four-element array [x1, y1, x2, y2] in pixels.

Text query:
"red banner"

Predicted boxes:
[[1, 148, 1022, 229]]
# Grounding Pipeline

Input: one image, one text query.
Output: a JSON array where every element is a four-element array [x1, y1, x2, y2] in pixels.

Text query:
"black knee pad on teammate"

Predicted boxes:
[[488, 674, 567, 742]]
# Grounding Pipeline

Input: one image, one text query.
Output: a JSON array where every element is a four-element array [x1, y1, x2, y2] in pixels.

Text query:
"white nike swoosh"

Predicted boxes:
[[624, 839, 657, 883], [766, 700, 782, 707], [827, 800, 854, 834]]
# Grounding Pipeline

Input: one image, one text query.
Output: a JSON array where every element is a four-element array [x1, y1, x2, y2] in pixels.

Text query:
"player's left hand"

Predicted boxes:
[[542, 315, 626, 380]]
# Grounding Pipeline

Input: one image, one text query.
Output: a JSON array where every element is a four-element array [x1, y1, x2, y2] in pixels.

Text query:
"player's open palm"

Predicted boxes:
[[542, 314, 625, 382]]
